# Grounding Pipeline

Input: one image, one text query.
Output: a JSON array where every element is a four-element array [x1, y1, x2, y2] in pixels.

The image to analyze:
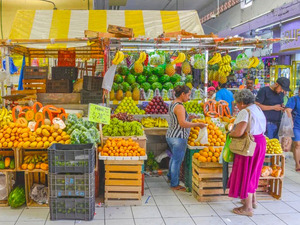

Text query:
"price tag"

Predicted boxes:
[[88, 104, 111, 124]]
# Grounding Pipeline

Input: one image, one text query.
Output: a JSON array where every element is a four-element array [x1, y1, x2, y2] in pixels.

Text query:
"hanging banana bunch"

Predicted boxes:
[[172, 52, 186, 65], [112, 51, 125, 65]]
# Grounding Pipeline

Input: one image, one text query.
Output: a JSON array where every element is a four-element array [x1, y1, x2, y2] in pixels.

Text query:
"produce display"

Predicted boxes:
[[65, 114, 100, 145], [0, 107, 13, 127], [8, 186, 26, 208], [193, 146, 222, 163], [99, 138, 146, 157], [261, 165, 283, 178], [141, 117, 168, 128], [111, 113, 137, 122], [144, 96, 168, 114], [0, 156, 15, 170], [266, 138, 283, 154], [102, 118, 143, 136], [20, 153, 48, 171], [183, 101, 203, 114], [114, 97, 145, 115]]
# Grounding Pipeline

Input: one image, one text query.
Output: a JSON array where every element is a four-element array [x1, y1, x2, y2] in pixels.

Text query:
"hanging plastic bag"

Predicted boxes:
[[278, 112, 294, 137], [223, 136, 234, 163], [195, 127, 208, 145], [102, 64, 117, 91]]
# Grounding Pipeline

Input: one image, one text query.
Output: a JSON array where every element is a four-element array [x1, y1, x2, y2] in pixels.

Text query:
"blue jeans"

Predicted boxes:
[[266, 122, 279, 139], [166, 138, 188, 187]]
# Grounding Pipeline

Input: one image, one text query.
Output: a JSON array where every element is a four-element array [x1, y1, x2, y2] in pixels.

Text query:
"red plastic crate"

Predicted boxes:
[[58, 50, 76, 67]]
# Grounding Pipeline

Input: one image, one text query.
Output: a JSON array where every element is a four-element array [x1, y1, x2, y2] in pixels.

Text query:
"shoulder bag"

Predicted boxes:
[[229, 108, 257, 157]]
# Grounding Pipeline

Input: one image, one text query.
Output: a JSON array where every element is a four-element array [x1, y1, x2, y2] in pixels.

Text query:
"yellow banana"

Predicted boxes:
[[116, 51, 124, 64], [112, 51, 120, 65]]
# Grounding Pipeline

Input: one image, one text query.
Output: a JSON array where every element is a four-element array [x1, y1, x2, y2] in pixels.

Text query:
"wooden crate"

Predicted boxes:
[[0, 171, 16, 207], [104, 160, 143, 206], [0, 148, 17, 171], [23, 79, 46, 93], [107, 25, 133, 37], [11, 90, 37, 105], [37, 93, 81, 104], [25, 171, 48, 207], [16, 148, 48, 173]]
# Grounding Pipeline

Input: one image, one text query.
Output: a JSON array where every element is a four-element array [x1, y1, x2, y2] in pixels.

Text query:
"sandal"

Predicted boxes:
[[240, 199, 257, 209], [233, 207, 253, 217], [171, 185, 186, 192]]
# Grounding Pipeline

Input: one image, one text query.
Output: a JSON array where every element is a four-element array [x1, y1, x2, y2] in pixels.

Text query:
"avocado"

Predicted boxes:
[[10, 159, 15, 169], [0, 161, 5, 169]]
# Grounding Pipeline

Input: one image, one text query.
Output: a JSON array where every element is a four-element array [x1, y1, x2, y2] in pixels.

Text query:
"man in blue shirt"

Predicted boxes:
[[215, 83, 235, 115], [246, 78, 258, 96]]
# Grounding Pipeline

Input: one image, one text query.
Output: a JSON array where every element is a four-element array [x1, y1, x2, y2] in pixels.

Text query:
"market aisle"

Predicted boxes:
[[2, 155, 300, 225]]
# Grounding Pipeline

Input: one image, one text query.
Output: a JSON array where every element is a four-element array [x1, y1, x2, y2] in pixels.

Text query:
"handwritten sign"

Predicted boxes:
[[88, 104, 111, 124]]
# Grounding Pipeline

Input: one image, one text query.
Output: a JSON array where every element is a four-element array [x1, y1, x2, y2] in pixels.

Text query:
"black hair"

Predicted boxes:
[[220, 83, 227, 88], [174, 85, 190, 98], [247, 77, 255, 82]]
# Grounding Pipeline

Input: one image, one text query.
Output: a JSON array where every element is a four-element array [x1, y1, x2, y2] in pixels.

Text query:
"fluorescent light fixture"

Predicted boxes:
[[255, 15, 300, 32]]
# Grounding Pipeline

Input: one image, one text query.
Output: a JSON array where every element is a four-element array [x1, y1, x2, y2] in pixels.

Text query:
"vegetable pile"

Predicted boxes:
[[102, 118, 144, 136]]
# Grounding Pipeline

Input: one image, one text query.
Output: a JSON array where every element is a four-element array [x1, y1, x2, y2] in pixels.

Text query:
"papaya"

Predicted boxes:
[[16, 118, 28, 127], [12, 106, 23, 122], [5, 157, 10, 168], [33, 102, 43, 113], [34, 112, 44, 122], [25, 110, 35, 121]]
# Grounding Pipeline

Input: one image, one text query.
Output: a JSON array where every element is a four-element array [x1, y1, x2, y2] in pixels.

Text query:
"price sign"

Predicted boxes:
[[88, 104, 111, 124]]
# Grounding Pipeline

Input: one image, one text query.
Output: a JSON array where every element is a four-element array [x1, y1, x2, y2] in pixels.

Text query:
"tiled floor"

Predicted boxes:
[[2, 153, 300, 225]]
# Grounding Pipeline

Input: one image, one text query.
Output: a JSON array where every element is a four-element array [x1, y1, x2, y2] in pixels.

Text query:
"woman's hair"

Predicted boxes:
[[234, 89, 255, 105], [174, 85, 190, 98]]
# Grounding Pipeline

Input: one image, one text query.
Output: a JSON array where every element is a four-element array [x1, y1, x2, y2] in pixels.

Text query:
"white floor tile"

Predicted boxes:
[[1, 222, 15, 225], [45, 219, 75, 225], [75, 220, 104, 225], [132, 205, 161, 219], [283, 183, 300, 192], [105, 218, 135, 225], [158, 205, 189, 218], [15, 221, 45, 225], [176, 192, 207, 205], [276, 212, 300, 225], [145, 176, 166, 183], [184, 204, 217, 217], [105, 207, 133, 219], [250, 214, 286, 225], [141, 195, 156, 206], [19, 208, 49, 221], [154, 195, 181, 205], [135, 218, 165, 225], [221, 215, 256, 225], [208, 202, 237, 216], [285, 201, 300, 212], [164, 217, 195, 225], [260, 201, 297, 214], [193, 216, 226, 225], [147, 181, 170, 188], [252, 203, 272, 215], [0, 207, 23, 222], [93, 207, 105, 220], [150, 187, 175, 196], [281, 191, 300, 202]]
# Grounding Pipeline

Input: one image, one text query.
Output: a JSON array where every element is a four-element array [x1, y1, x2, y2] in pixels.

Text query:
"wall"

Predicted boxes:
[[199, 0, 295, 34], [1, 0, 93, 39]]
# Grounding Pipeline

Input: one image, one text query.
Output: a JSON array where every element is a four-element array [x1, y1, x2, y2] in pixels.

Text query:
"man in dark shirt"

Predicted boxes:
[[255, 77, 291, 139], [246, 78, 258, 96]]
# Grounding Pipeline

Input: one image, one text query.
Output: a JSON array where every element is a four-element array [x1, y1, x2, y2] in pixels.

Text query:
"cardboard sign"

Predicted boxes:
[[88, 104, 111, 124]]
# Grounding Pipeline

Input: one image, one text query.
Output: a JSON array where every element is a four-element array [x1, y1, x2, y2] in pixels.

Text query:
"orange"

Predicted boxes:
[[214, 152, 220, 158], [207, 157, 212, 162], [208, 152, 213, 157], [210, 130, 215, 136], [195, 142, 200, 146], [220, 142, 225, 146], [215, 142, 220, 146], [3, 142, 7, 147], [202, 152, 208, 158], [213, 135, 218, 139], [212, 156, 217, 162], [194, 153, 200, 159], [208, 135, 212, 139], [203, 147, 209, 152], [189, 142, 195, 146], [217, 138, 221, 143]]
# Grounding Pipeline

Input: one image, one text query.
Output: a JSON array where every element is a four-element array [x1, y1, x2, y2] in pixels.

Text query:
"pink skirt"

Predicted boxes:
[[227, 134, 266, 199]]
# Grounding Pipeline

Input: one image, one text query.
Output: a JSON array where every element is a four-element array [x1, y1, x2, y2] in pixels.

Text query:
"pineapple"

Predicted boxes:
[[110, 90, 115, 100], [219, 75, 227, 84], [116, 89, 124, 101], [125, 91, 132, 98], [134, 62, 143, 74], [165, 63, 175, 76], [182, 61, 191, 74], [132, 88, 140, 101]]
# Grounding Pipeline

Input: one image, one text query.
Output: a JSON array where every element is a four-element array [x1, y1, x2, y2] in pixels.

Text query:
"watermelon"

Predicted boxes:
[[130, 67, 137, 76], [170, 74, 181, 84], [125, 74, 136, 84], [8, 186, 25, 208], [112, 82, 118, 91], [185, 75, 193, 83], [143, 65, 152, 76], [117, 66, 130, 76], [159, 75, 170, 84], [141, 82, 151, 92], [152, 82, 163, 91], [174, 81, 184, 88], [122, 82, 131, 92], [152, 66, 165, 76], [163, 82, 174, 90], [132, 83, 140, 89], [147, 75, 159, 84], [137, 75, 147, 84], [114, 74, 124, 84]]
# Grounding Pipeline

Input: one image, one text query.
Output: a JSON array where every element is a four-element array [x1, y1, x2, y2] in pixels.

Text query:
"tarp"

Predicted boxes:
[[9, 10, 204, 49]]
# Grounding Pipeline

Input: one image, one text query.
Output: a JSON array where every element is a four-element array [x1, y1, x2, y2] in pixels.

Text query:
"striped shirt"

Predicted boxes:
[[166, 102, 190, 139]]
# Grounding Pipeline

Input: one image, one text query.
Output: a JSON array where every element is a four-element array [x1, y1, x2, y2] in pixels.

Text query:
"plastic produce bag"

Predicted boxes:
[[70, 129, 81, 144], [278, 112, 294, 137], [223, 136, 234, 163], [195, 127, 208, 145], [30, 184, 48, 205], [102, 64, 117, 91], [280, 136, 292, 152]]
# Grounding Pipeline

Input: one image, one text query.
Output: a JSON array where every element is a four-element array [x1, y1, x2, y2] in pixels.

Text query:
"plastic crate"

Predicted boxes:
[[184, 148, 203, 191], [49, 173, 95, 198], [83, 76, 103, 91], [24, 66, 48, 79], [48, 144, 95, 174], [49, 197, 95, 221], [46, 80, 73, 93], [52, 67, 78, 80], [81, 90, 103, 104]]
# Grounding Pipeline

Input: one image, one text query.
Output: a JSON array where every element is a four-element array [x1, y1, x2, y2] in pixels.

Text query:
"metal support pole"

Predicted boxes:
[[204, 49, 209, 100]]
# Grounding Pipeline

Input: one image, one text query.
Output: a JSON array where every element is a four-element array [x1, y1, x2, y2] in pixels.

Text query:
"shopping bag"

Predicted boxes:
[[280, 136, 293, 152], [195, 127, 208, 145], [278, 111, 294, 138], [223, 135, 234, 163], [102, 64, 117, 91]]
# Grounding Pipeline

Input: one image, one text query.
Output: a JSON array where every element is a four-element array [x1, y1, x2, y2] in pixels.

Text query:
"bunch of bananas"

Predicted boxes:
[[141, 117, 168, 128], [112, 51, 125, 65], [23, 154, 48, 164], [208, 53, 221, 65], [136, 51, 147, 63], [0, 107, 13, 128], [172, 52, 186, 65], [248, 57, 260, 68], [218, 55, 232, 76]]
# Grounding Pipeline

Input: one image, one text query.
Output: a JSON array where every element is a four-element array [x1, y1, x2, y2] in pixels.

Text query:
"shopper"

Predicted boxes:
[[166, 85, 206, 191], [255, 77, 290, 139], [207, 86, 216, 99], [285, 88, 300, 171], [246, 78, 258, 96], [228, 89, 267, 217], [215, 83, 235, 115]]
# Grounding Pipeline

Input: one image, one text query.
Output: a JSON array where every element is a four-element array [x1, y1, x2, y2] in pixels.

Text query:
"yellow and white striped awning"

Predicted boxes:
[[9, 10, 203, 49]]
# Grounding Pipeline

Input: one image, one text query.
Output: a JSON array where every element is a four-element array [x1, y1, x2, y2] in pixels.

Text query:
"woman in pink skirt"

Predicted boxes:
[[228, 89, 267, 217]]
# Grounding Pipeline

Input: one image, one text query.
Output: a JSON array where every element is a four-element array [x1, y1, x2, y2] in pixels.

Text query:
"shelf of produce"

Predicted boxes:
[[16, 148, 48, 173], [102, 136, 147, 149], [25, 171, 48, 207], [0, 148, 17, 172], [143, 128, 168, 136]]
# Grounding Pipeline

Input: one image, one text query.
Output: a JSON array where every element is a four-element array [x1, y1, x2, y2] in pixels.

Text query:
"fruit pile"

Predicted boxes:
[[0, 107, 13, 128], [0, 156, 15, 170], [111, 113, 137, 122], [261, 165, 283, 178], [188, 118, 226, 147], [141, 117, 168, 128], [102, 118, 143, 136], [183, 101, 203, 114], [99, 138, 146, 157], [114, 97, 145, 115], [266, 138, 283, 154], [20, 154, 48, 171], [193, 147, 222, 163], [145, 96, 168, 114]]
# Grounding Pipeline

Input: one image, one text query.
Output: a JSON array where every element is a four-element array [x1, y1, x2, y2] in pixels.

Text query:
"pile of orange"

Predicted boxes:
[[193, 146, 222, 163], [188, 118, 226, 147], [0, 122, 70, 149], [99, 138, 146, 157]]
